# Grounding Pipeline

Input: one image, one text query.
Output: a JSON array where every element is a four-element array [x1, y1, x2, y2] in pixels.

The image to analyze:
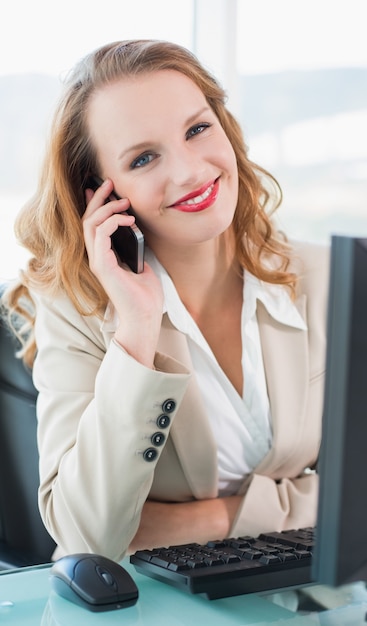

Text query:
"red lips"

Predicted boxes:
[[169, 178, 220, 213]]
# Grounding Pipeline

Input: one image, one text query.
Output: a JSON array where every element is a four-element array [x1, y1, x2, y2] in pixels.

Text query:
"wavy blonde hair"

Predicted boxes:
[[3, 39, 296, 366]]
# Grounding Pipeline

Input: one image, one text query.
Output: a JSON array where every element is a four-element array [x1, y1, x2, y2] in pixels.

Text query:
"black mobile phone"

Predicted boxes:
[[86, 176, 144, 274]]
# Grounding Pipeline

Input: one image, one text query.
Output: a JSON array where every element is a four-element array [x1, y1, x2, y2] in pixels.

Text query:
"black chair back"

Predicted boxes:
[[0, 285, 56, 569]]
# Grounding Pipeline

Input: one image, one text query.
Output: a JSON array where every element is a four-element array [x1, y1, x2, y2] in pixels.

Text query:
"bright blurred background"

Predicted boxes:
[[1, 0, 366, 279]]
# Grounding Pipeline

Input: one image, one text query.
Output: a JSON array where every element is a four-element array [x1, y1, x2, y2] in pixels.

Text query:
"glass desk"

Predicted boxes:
[[1, 559, 367, 625]]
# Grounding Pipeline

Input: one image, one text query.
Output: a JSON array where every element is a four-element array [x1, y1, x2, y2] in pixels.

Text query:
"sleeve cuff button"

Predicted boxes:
[[143, 448, 158, 462], [151, 432, 165, 446], [156, 414, 171, 429], [162, 399, 176, 413]]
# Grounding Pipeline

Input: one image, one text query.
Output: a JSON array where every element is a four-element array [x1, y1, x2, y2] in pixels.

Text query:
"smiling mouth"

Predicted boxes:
[[170, 178, 220, 212]]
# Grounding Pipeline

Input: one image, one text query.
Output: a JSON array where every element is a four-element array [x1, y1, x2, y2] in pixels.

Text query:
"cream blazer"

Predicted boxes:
[[33, 240, 329, 561]]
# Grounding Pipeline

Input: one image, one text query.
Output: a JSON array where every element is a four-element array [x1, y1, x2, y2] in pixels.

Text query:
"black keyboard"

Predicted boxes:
[[130, 527, 315, 599]]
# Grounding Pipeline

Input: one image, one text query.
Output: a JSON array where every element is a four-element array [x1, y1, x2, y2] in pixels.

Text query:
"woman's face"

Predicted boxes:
[[86, 70, 238, 252]]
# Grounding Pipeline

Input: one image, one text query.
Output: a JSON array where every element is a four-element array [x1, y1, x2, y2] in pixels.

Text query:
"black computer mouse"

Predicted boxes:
[[50, 553, 138, 612]]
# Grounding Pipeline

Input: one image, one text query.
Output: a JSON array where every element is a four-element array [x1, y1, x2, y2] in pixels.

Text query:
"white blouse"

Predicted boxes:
[[146, 249, 307, 496]]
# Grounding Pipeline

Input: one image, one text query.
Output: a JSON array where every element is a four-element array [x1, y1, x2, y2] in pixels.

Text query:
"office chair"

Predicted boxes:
[[0, 282, 56, 569]]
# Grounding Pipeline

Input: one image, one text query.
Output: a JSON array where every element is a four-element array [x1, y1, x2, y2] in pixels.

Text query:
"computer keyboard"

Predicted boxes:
[[130, 527, 315, 599]]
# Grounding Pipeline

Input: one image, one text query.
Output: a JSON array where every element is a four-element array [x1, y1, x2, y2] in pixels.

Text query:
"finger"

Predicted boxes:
[[84, 177, 112, 210], [83, 193, 131, 228], [83, 213, 135, 255], [84, 178, 129, 218], [83, 200, 133, 234], [94, 213, 136, 240], [85, 187, 95, 204]]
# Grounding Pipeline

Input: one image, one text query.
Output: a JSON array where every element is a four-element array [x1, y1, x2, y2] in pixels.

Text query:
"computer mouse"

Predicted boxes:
[[50, 553, 138, 612]]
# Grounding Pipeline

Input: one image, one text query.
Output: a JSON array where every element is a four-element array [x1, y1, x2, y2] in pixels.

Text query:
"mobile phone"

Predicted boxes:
[[86, 176, 144, 274]]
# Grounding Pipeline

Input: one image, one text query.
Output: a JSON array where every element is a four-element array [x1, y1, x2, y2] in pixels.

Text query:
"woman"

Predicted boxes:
[[4, 40, 329, 562]]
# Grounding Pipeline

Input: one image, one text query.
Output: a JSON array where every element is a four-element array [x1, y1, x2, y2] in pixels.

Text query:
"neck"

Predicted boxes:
[[149, 232, 242, 319]]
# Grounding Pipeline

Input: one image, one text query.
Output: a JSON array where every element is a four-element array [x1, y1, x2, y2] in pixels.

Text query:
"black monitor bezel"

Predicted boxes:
[[313, 235, 367, 586]]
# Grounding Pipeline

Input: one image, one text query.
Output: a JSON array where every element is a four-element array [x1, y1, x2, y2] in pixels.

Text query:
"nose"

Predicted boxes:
[[167, 144, 207, 188]]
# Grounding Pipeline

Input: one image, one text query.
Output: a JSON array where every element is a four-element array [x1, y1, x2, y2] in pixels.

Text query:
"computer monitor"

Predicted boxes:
[[313, 235, 367, 586]]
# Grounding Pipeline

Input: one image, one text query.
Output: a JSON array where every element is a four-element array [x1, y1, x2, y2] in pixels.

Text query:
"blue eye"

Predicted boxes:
[[186, 123, 211, 139], [130, 152, 155, 169]]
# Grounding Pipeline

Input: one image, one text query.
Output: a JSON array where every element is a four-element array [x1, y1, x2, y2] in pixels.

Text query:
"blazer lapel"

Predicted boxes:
[[157, 314, 218, 499], [256, 296, 309, 474]]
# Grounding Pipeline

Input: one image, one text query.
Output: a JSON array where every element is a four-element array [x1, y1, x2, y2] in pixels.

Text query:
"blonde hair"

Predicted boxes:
[[3, 39, 296, 365]]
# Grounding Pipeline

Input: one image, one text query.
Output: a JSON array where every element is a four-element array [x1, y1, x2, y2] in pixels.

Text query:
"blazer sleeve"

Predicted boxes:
[[229, 472, 319, 538], [33, 292, 191, 561]]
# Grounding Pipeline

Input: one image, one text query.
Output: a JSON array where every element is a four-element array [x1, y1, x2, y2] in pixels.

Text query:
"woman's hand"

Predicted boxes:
[[83, 179, 164, 367]]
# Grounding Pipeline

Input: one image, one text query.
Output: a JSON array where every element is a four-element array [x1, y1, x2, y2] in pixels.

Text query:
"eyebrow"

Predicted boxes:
[[118, 106, 212, 161]]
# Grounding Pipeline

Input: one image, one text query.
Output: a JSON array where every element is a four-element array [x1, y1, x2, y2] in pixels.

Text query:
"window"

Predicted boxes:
[[1, 0, 366, 279], [235, 0, 367, 242]]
